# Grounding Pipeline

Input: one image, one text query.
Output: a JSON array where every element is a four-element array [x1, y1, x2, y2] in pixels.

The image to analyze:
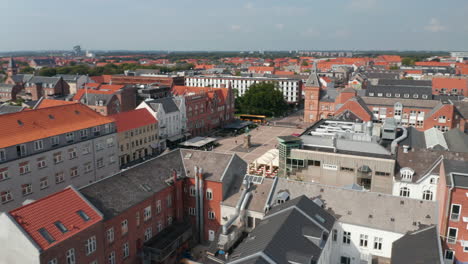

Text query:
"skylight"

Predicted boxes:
[[38, 228, 55, 244], [54, 221, 68, 233], [77, 210, 90, 221], [314, 214, 326, 224]]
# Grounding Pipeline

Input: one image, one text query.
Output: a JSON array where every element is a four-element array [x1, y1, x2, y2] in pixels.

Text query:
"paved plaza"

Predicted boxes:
[[214, 125, 304, 163]]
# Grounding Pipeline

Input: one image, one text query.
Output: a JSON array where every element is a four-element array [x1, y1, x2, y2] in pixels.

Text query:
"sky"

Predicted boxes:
[[2, 0, 468, 51]]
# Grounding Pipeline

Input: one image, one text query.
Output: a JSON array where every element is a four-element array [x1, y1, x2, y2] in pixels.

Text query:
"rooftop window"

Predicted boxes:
[[77, 210, 90, 222], [54, 221, 68, 233], [38, 228, 55, 244]]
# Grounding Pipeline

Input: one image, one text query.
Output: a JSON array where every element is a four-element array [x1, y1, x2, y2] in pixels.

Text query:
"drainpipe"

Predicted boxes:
[[222, 180, 250, 235], [391, 126, 407, 155], [194, 166, 200, 242], [198, 167, 204, 243]]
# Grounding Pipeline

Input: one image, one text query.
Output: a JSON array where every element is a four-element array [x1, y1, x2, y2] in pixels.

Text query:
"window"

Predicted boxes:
[[82, 144, 91, 155], [34, 140, 43, 151], [19, 163, 30, 175], [377, 93, 383, 97], [189, 207, 196, 216], [96, 141, 104, 151], [445, 250, 454, 260], [168, 216, 173, 225], [66, 132, 74, 143], [343, 231, 351, 244], [156, 200, 162, 213], [40, 177, 49, 189], [206, 189, 213, 200], [70, 167, 79, 178], [386, 93, 391, 97], [84, 162, 92, 173], [37, 158, 46, 169], [77, 210, 90, 221], [375, 171, 390, 176], [93, 126, 101, 136], [55, 172, 65, 184], [167, 195, 172, 208], [109, 155, 116, 164], [157, 221, 163, 232], [136, 212, 140, 227], [51, 136, 60, 146], [395, 93, 400, 97], [399, 187, 410, 197], [17, 144, 27, 157], [144, 206, 152, 221], [400, 168, 414, 181], [422, 94, 428, 99], [144, 227, 152, 241], [54, 152, 63, 164], [404, 94, 409, 98], [80, 129, 88, 138], [413, 94, 419, 98], [208, 211, 215, 220], [340, 167, 354, 173], [189, 186, 196, 197], [22, 183, 32, 196], [66, 248, 75, 264], [448, 227, 458, 244], [451, 204, 461, 221], [123, 242, 129, 258], [422, 190, 433, 200], [0, 168, 9, 181], [373, 237, 383, 250], [39, 228, 55, 243], [106, 138, 114, 147], [68, 148, 77, 159], [0, 149, 6, 162], [430, 177, 438, 184], [97, 158, 104, 168], [332, 229, 337, 241], [121, 219, 128, 235], [48, 258, 58, 264], [105, 227, 114, 244], [360, 234, 368, 247], [340, 256, 351, 264], [85, 236, 97, 255], [108, 251, 116, 264]]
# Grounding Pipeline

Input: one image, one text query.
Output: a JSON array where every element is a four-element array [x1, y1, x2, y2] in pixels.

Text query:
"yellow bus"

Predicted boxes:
[[239, 114, 267, 124]]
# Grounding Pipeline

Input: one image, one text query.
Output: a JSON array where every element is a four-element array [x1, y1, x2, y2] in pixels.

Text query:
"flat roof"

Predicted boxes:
[[179, 137, 217, 147]]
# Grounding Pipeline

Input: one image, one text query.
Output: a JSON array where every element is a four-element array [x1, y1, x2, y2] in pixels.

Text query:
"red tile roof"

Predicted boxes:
[[34, 99, 76, 109], [248, 66, 275, 73], [98, 84, 125, 92], [110, 109, 157, 133], [275, 71, 295, 76], [0, 103, 114, 148], [415, 61, 452, 67], [432, 77, 468, 89], [405, 70, 423, 75], [9, 187, 102, 250], [90, 75, 112, 84]]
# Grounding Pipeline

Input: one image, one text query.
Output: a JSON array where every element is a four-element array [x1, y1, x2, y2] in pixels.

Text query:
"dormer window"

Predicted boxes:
[[77, 210, 90, 221], [38, 228, 55, 244], [400, 167, 414, 181], [54, 221, 68, 233]]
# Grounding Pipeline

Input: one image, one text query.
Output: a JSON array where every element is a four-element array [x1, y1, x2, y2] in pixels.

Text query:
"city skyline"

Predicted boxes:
[[3, 0, 468, 52]]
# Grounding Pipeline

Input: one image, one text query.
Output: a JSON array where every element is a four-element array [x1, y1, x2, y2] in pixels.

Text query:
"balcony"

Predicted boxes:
[[142, 222, 192, 263]]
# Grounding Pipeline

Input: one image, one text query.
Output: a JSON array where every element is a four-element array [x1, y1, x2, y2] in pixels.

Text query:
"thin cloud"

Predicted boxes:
[[301, 28, 321, 38], [425, 18, 446, 32], [349, 0, 378, 10], [230, 25, 241, 31], [275, 24, 284, 30]]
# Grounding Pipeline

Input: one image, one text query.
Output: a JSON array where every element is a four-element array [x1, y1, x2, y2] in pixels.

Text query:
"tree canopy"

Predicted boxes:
[[238, 82, 289, 117]]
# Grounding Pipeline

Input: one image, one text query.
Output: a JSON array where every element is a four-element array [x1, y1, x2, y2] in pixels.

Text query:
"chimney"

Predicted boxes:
[[403, 145, 409, 153]]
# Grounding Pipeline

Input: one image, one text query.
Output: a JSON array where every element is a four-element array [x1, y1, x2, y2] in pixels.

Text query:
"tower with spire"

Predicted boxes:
[[7, 57, 18, 77], [303, 61, 322, 123]]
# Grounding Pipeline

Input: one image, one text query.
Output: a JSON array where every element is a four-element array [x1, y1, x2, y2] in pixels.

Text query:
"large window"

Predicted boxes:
[[373, 237, 383, 250], [340, 256, 351, 264], [107, 228, 114, 243], [343, 231, 351, 244], [448, 227, 458, 244], [144, 206, 152, 221], [206, 189, 213, 200], [451, 204, 461, 221], [144, 227, 152, 241], [445, 250, 454, 260], [66, 248, 75, 264], [108, 251, 116, 264], [399, 187, 410, 197], [360, 234, 368, 247], [422, 190, 433, 201], [123, 242, 129, 258], [85, 236, 97, 255], [121, 219, 128, 235]]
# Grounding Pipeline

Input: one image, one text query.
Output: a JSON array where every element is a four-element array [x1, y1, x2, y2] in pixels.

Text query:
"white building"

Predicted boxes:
[[137, 97, 187, 148], [185, 76, 302, 104]]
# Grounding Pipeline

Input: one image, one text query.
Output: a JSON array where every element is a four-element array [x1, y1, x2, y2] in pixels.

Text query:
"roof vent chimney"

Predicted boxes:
[[403, 145, 409, 153]]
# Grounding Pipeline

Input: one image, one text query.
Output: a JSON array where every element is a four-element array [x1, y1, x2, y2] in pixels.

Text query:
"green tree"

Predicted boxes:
[[238, 82, 288, 117], [301, 60, 309, 66], [20, 66, 35, 74], [37, 67, 57, 77], [402, 57, 415, 66]]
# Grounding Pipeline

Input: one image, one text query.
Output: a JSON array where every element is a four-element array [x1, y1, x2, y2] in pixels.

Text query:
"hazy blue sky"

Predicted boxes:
[[3, 0, 468, 51]]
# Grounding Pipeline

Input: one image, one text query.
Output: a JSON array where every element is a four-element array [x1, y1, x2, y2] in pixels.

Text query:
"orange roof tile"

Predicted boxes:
[[35, 99, 76, 109], [415, 61, 452, 67], [9, 187, 102, 250], [248, 66, 275, 73], [110, 109, 157, 133], [0, 103, 114, 148], [432, 77, 468, 89], [275, 71, 295, 76], [405, 70, 423, 74], [98, 84, 125, 92]]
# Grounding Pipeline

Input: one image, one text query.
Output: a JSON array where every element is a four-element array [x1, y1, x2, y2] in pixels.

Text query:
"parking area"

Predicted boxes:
[[214, 125, 304, 163]]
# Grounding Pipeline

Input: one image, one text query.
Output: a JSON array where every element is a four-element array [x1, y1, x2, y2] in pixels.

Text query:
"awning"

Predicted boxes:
[[180, 137, 217, 148], [252, 149, 279, 167]]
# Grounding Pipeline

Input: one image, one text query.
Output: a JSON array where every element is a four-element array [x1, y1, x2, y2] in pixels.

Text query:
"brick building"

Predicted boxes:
[[0, 149, 247, 264], [172, 85, 235, 137], [73, 84, 137, 115], [432, 77, 468, 97], [0, 83, 23, 102], [24, 76, 70, 101]]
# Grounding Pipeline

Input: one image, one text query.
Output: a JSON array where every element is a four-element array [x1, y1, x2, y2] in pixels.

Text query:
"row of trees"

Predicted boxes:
[[235, 83, 289, 117], [28, 63, 194, 77]]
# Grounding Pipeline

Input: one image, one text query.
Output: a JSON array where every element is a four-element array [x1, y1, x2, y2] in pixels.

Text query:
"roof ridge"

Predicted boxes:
[[9, 187, 73, 214]]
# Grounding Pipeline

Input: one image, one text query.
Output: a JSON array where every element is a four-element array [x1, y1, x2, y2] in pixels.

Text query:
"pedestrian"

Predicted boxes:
[[235, 140, 237, 144]]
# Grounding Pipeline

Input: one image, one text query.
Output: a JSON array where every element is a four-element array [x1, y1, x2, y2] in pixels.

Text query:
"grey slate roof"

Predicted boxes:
[[28, 76, 61, 85], [391, 226, 442, 264], [229, 196, 335, 264], [272, 178, 437, 234], [361, 97, 440, 109], [454, 101, 468, 118], [55, 74, 80, 82], [0, 84, 15, 93], [376, 79, 432, 87], [81, 93, 116, 106], [80, 149, 245, 219], [147, 97, 180, 113], [366, 85, 432, 99], [399, 126, 426, 149], [304, 62, 321, 87], [11, 74, 33, 83], [444, 129, 468, 153]]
